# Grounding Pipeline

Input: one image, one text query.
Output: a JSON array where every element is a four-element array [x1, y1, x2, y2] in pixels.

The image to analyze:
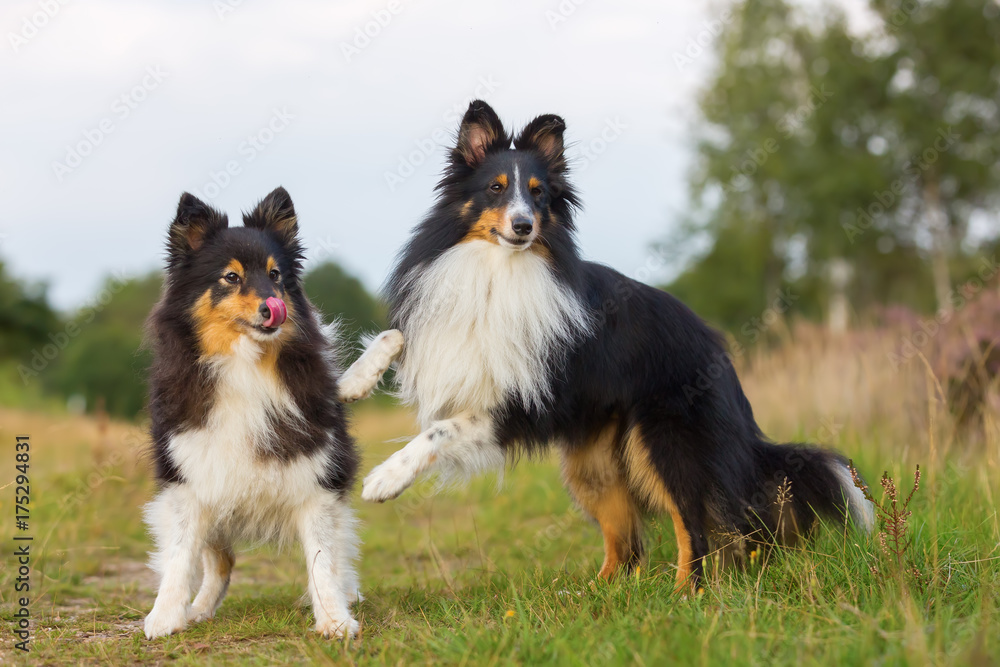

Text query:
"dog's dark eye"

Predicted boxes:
[[224, 272, 241, 285], [530, 187, 543, 198], [489, 182, 504, 193], [269, 269, 281, 282]]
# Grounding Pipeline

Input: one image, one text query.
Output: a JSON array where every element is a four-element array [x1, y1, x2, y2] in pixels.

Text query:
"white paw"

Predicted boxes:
[[316, 616, 360, 639], [377, 329, 405, 359], [338, 374, 376, 404], [186, 603, 216, 624], [144, 604, 189, 639], [338, 330, 404, 403], [361, 453, 418, 502]]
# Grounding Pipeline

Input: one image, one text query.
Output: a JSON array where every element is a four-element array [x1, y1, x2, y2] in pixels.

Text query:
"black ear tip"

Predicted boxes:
[[466, 99, 498, 119], [536, 114, 566, 132], [175, 192, 209, 221], [177, 191, 203, 208], [263, 186, 295, 214]]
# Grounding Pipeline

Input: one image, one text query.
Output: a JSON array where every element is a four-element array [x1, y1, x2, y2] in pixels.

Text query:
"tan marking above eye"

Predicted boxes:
[[528, 177, 541, 190], [266, 257, 278, 273], [221, 259, 245, 284], [495, 174, 508, 188]]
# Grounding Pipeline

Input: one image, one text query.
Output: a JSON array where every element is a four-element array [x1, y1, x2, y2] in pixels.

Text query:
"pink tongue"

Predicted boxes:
[[263, 297, 287, 328]]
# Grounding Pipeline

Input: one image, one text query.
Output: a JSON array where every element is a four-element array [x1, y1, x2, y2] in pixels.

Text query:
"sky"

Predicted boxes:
[[0, 0, 858, 311]]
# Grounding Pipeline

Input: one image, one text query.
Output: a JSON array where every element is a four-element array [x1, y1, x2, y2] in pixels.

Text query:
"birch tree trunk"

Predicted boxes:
[[923, 177, 953, 315]]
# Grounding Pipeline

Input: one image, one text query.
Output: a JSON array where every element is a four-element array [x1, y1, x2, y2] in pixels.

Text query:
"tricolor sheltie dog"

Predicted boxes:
[[143, 187, 401, 639], [362, 101, 874, 590]]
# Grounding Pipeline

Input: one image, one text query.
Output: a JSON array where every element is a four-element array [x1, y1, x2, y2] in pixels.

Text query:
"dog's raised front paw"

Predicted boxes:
[[361, 454, 417, 502], [377, 329, 404, 359], [338, 329, 405, 403]]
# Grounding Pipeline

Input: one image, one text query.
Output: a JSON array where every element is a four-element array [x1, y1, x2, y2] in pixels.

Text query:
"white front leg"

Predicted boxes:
[[297, 493, 361, 639], [338, 329, 404, 403], [361, 413, 503, 503], [144, 486, 206, 639]]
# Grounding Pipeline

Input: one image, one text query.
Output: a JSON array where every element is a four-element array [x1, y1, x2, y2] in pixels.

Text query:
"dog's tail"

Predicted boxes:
[[749, 440, 874, 543]]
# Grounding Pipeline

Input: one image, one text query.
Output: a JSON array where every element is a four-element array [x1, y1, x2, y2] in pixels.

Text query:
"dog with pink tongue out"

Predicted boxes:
[[142, 187, 403, 640]]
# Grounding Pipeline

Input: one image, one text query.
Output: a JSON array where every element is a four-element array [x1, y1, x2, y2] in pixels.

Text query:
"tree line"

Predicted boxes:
[[666, 0, 1000, 334], [0, 259, 385, 419]]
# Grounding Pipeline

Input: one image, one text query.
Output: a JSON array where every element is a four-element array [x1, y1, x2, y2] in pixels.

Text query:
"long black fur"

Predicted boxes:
[[146, 187, 357, 493], [385, 101, 867, 585]]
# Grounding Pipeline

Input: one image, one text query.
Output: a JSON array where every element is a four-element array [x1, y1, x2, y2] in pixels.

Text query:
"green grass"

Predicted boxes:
[[1, 403, 998, 665]]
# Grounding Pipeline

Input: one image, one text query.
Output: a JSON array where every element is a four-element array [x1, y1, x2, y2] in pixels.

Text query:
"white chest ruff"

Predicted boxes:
[[395, 241, 591, 425], [167, 337, 330, 531]]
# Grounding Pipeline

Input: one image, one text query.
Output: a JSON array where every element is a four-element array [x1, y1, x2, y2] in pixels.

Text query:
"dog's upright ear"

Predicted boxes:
[[168, 192, 228, 268], [243, 186, 300, 248], [515, 114, 567, 172], [454, 100, 508, 168]]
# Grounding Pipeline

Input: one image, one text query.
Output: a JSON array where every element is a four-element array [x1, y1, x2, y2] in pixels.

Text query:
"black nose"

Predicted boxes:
[[512, 217, 533, 236], [258, 302, 271, 319]]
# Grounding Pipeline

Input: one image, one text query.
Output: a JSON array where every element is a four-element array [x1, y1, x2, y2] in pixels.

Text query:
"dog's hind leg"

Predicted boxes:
[[297, 493, 360, 639], [621, 426, 709, 593], [338, 329, 404, 403], [361, 412, 502, 503], [188, 543, 235, 623], [143, 485, 207, 639], [561, 422, 644, 580]]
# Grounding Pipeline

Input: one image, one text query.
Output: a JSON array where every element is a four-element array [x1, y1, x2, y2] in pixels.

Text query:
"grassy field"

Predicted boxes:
[[1, 330, 999, 665]]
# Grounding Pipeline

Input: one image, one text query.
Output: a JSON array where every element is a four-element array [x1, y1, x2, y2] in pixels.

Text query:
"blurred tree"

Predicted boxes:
[[45, 272, 161, 419], [863, 0, 1000, 311], [8, 259, 385, 418], [303, 261, 387, 347], [669, 0, 1000, 333], [43, 262, 385, 419], [0, 259, 61, 359], [48, 324, 150, 418]]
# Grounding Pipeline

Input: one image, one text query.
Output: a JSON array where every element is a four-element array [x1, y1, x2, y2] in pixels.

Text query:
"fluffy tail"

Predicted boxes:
[[750, 441, 874, 542]]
